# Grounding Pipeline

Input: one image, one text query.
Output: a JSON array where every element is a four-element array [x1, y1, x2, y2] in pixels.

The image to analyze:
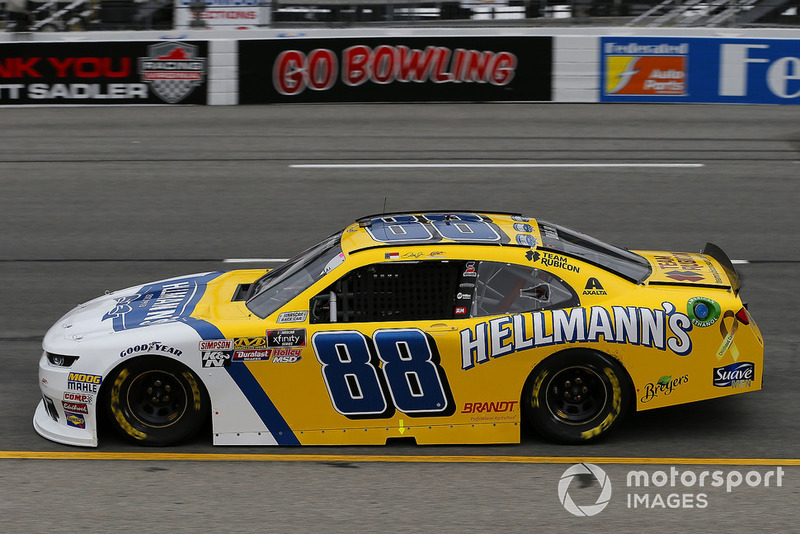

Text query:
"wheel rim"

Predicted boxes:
[[544, 365, 608, 425], [126, 370, 188, 428]]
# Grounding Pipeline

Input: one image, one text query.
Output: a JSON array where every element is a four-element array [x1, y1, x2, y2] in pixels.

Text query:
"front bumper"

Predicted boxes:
[[33, 400, 97, 447], [35, 351, 99, 447]]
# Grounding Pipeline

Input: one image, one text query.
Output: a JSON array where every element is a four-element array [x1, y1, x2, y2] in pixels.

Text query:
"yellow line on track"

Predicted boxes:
[[1, 451, 798, 465]]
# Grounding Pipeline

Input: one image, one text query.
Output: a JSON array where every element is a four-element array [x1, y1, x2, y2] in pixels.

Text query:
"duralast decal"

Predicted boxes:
[[460, 302, 693, 369]]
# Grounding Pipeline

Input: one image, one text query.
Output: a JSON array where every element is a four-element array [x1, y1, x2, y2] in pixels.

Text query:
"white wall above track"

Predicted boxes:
[[2, 27, 799, 105]]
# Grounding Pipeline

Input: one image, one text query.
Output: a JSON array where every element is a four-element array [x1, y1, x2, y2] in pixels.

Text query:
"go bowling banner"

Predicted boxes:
[[0, 41, 208, 106], [238, 37, 553, 104]]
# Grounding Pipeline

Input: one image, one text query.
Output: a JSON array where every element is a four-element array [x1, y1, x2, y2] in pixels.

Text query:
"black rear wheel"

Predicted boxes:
[[524, 350, 629, 444], [105, 356, 208, 446]]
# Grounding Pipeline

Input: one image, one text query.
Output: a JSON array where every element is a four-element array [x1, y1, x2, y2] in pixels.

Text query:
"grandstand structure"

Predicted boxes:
[[2, 0, 798, 30]]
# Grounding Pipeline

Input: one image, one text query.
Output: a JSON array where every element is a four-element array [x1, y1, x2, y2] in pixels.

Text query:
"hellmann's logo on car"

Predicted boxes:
[[460, 303, 693, 370]]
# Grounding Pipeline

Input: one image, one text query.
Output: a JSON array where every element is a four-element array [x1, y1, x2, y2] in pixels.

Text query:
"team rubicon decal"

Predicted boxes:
[[139, 42, 206, 104]]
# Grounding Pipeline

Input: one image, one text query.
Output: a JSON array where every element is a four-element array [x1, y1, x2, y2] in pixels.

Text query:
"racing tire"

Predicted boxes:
[[523, 350, 630, 444], [105, 356, 208, 446]]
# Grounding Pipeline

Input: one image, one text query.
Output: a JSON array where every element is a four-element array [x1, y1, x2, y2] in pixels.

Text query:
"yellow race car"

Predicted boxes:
[[35, 212, 763, 447]]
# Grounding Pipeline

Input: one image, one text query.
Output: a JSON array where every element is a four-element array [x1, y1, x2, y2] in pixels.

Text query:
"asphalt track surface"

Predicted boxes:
[[1, 104, 799, 531]]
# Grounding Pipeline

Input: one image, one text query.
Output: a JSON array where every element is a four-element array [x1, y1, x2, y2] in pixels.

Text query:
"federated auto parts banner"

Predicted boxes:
[[600, 36, 800, 105], [238, 37, 552, 104], [0, 41, 208, 105]]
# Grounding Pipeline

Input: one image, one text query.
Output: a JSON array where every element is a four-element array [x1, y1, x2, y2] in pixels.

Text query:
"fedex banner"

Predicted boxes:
[[239, 37, 552, 104], [601, 36, 800, 104]]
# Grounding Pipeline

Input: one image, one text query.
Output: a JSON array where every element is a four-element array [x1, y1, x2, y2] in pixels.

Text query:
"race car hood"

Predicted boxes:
[[44, 272, 226, 347], [637, 250, 732, 289]]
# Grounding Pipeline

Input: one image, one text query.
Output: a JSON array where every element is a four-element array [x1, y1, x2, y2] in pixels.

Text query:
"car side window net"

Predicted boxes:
[[311, 261, 464, 323], [472, 262, 579, 317]]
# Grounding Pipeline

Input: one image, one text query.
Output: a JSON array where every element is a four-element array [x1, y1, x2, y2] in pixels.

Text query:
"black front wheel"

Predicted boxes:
[[524, 351, 630, 444], [105, 357, 208, 446]]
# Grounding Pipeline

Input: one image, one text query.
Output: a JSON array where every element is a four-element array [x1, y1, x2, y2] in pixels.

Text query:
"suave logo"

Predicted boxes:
[[558, 463, 612, 517]]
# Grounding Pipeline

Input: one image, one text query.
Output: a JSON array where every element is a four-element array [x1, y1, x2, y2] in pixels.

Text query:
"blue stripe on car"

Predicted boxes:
[[183, 316, 300, 445]]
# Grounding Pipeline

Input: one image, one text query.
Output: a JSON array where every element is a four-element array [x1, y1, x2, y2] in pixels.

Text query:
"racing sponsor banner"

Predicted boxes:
[[0, 41, 208, 105], [174, 0, 270, 29], [601, 36, 800, 104], [239, 36, 552, 104]]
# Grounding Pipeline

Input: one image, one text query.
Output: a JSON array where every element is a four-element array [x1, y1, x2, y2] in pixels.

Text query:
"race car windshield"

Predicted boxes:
[[538, 221, 652, 283], [246, 233, 344, 319]]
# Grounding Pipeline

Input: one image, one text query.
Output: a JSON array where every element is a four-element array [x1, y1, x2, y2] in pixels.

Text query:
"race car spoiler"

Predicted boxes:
[[702, 242, 741, 296]]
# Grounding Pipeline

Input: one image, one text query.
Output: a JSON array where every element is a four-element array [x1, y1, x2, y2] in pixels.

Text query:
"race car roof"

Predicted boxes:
[[341, 211, 540, 255]]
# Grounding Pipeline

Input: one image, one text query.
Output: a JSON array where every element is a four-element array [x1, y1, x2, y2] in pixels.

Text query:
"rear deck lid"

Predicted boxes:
[[637, 249, 734, 290]]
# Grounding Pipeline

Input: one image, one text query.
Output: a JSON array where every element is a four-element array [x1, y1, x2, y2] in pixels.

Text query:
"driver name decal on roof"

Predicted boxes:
[[365, 213, 507, 244], [460, 302, 693, 369]]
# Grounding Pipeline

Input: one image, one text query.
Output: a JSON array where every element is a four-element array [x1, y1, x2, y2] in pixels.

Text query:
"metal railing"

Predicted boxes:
[[3, 0, 799, 31]]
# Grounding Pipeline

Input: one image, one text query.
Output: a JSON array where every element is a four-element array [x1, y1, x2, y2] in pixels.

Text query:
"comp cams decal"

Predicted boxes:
[[460, 303, 694, 369]]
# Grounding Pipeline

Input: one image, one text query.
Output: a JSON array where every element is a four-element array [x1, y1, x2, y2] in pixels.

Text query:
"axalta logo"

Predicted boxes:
[[719, 42, 800, 99], [273, 45, 517, 96]]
